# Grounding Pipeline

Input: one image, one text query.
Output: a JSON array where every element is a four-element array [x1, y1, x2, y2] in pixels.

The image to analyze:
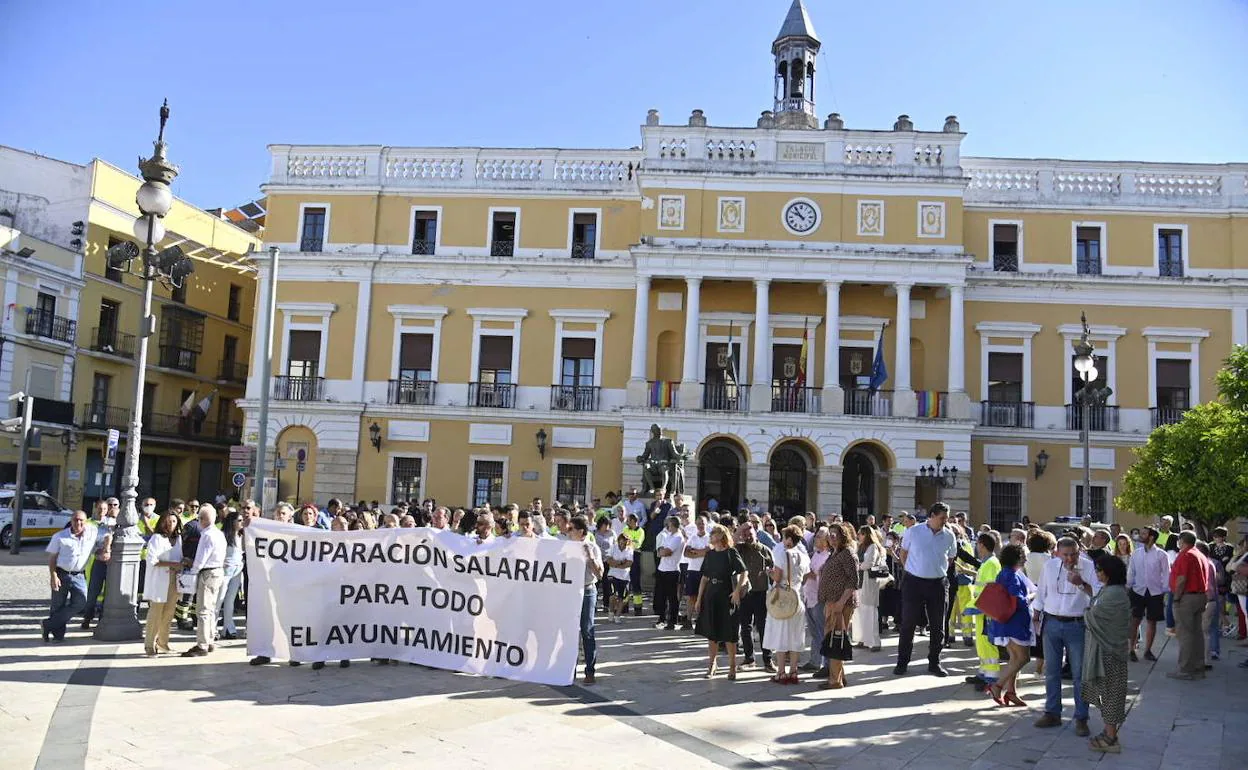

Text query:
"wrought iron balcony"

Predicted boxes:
[[647, 380, 679, 408], [218, 359, 249, 384], [550, 385, 599, 411], [273, 375, 325, 401], [980, 400, 1035, 428], [90, 327, 136, 358], [570, 242, 595, 260], [388, 379, 436, 405], [300, 236, 323, 252], [411, 239, 436, 256], [1159, 259, 1184, 278], [1150, 406, 1187, 428], [158, 345, 199, 373], [469, 382, 515, 408], [1076, 258, 1102, 276], [145, 413, 241, 444], [1066, 404, 1120, 432], [772, 384, 819, 413], [702, 382, 749, 412], [845, 388, 893, 417], [80, 403, 130, 430], [993, 253, 1019, 272], [490, 239, 514, 257], [25, 308, 76, 343]]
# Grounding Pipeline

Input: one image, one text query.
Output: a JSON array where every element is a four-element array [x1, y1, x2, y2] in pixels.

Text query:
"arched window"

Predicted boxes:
[[769, 446, 808, 516], [789, 59, 805, 99]]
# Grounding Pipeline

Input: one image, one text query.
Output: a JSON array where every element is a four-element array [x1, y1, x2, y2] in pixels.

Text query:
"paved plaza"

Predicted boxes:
[[1, 551, 1244, 770]]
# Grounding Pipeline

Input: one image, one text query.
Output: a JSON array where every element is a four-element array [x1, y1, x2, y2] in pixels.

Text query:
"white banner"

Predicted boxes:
[[244, 520, 587, 685]]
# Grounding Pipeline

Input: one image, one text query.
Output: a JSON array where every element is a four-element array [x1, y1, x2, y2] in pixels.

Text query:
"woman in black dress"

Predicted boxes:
[[693, 524, 749, 680]]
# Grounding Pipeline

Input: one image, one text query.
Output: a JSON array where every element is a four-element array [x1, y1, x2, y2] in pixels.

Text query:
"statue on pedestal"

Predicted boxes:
[[636, 423, 687, 496]]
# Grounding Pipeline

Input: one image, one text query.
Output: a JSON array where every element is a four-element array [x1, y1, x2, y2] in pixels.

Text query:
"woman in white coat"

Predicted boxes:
[[763, 526, 811, 684], [852, 525, 886, 651], [143, 512, 183, 656]]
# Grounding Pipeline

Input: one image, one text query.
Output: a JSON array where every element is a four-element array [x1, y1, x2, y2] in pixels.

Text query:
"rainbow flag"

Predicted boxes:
[[650, 380, 675, 408], [916, 390, 944, 418]]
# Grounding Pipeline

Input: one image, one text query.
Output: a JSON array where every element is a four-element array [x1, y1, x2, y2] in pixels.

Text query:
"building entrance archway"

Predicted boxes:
[[842, 443, 890, 524], [697, 439, 744, 514], [769, 441, 815, 518]]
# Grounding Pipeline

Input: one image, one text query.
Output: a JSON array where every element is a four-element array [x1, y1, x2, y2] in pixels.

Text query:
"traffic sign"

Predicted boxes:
[[104, 428, 119, 473], [295, 448, 306, 473], [231, 472, 246, 488], [274, 456, 287, 470], [229, 444, 255, 474], [106, 429, 120, 449], [296, 461, 306, 473]]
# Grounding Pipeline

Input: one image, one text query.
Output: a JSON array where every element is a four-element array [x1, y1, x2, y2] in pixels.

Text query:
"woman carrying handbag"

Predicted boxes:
[[818, 522, 860, 689], [764, 526, 810, 684], [853, 525, 887, 652]]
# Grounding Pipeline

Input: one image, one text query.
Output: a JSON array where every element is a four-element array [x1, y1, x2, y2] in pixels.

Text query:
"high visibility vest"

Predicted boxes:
[[623, 526, 644, 550], [973, 555, 1001, 598], [1156, 531, 1172, 549]]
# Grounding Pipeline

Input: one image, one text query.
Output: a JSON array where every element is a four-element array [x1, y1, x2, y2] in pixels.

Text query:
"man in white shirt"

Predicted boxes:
[[182, 504, 227, 657], [429, 506, 451, 531], [653, 516, 686, 631], [42, 510, 101, 643], [1126, 526, 1170, 661], [682, 515, 710, 630], [621, 489, 646, 523], [895, 503, 958, 677], [1031, 537, 1101, 736], [567, 515, 604, 684]]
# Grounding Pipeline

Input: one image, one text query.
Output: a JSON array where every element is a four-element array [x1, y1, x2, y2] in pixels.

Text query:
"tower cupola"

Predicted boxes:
[[772, 0, 821, 129]]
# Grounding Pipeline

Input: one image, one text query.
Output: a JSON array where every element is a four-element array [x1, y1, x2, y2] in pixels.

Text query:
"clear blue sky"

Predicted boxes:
[[3, 0, 1245, 209]]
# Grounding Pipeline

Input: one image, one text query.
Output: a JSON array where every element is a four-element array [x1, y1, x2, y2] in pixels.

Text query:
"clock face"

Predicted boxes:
[[783, 200, 819, 234]]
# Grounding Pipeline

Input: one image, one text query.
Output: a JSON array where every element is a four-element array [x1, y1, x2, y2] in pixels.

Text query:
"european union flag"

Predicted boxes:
[[869, 325, 889, 391]]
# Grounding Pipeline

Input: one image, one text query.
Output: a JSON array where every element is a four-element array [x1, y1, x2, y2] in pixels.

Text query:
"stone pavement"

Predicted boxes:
[[1, 551, 1245, 769]]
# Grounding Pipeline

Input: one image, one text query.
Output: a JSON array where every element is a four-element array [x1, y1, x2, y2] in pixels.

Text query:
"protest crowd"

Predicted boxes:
[[40, 486, 1248, 756]]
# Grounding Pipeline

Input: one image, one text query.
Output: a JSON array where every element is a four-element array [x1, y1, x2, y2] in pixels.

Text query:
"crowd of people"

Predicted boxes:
[[38, 489, 1248, 755]]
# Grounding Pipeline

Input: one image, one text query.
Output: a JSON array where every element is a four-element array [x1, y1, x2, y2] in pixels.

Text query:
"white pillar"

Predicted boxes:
[[750, 278, 772, 412], [821, 280, 844, 414], [676, 277, 703, 409], [947, 283, 971, 419], [892, 283, 916, 416], [626, 275, 651, 406]]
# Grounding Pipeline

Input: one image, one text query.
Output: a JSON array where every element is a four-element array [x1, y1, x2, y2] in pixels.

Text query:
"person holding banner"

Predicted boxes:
[[693, 524, 749, 680], [567, 515, 604, 684]]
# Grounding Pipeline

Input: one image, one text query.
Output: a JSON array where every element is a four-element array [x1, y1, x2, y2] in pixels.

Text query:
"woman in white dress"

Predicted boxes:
[[143, 512, 183, 656], [763, 526, 811, 684], [852, 525, 886, 651]]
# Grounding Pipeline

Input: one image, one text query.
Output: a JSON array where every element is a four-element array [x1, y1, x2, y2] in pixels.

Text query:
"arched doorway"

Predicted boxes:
[[697, 439, 743, 514], [842, 443, 890, 525], [275, 425, 318, 505], [769, 442, 813, 517]]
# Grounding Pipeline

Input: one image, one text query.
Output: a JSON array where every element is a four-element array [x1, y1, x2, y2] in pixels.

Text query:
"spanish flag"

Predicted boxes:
[[796, 320, 809, 389]]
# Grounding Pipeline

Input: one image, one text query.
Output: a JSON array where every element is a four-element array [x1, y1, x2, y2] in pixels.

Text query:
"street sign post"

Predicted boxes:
[[103, 428, 119, 482], [231, 472, 247, 489], [262, 477, 278, 512], [295, 448, 306, 502]]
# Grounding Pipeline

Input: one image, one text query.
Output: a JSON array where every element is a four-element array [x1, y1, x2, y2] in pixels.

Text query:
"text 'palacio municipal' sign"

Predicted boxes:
[[244, 519, 586, 685]]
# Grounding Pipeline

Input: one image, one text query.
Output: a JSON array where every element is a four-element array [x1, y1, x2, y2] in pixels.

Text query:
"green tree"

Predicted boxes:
[[1117, 345, 1248, 535]]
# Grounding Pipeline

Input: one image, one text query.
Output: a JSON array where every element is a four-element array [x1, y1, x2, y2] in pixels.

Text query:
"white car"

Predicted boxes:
[[0, 488, 74, 548]]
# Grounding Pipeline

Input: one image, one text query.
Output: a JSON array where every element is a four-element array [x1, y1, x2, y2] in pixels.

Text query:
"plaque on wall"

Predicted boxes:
[[777, 142, 824, 162]]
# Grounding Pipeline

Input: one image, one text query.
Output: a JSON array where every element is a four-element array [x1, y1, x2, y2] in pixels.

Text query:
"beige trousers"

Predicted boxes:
[[144, 573, 178, 652], [195, 568, 224, 649], [1174, 592, 1206, 676]]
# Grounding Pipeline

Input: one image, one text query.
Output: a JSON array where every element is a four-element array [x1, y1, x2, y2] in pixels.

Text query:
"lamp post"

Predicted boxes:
[[95, 101, 195, 641], [1071, 312, 1111, 522]]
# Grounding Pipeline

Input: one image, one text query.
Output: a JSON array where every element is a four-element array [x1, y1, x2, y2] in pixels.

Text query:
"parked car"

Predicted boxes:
[[0, 487, 74, 548], [1041, 515, 1111, 539]]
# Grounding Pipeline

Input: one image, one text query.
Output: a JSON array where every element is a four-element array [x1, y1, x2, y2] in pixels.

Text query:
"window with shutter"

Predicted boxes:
[[992, 224, 1019, 272], [287, 330, 321, 377], [477, 336, 512, 382], [399, 333, 434, 381], [987, 352, 1024, 402]]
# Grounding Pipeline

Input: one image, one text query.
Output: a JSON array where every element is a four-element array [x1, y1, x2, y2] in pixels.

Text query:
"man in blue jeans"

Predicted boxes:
[[42, 511, 103, 642], [1031, 537, 1101, 735], [568, 515, 603, 684]]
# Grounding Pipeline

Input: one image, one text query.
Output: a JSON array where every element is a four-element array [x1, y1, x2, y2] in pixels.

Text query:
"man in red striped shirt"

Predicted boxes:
[[1167, 531, 1211, 680]]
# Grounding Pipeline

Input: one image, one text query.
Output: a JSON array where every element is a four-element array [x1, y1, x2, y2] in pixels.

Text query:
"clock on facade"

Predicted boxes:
[[782, 198, 820, 235]]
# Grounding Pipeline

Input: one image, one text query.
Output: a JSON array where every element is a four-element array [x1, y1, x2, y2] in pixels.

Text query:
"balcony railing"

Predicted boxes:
[[1150, 406, 1187, 428], [550, 385, 599, 411], [702, 382, 749, 412], [145, 413, 241, 444], [993, 253, 1019, 272], [772, 384, 819, 413], [469, 382, 515, 408], [25, 308, 76, 343], [648, 380, 679, 408], [300, 236, 323, 252], [273, 375, 325, 401], [1159, 260, 1184, 278], [90, 327, 136, 358], [388, 379, 436, 405], [490, 239, 514, 257], [1066, 404, 1120, 432], [980, 400, 1035, 428], [158, 345, 199, 373], [218, 359, 249, 384], [80, 403, 130, 430], [1076, 258, 1102, 276], [845, 389, 893, 417], [411, 239, 435, 256], [570, 242, 595, 260]]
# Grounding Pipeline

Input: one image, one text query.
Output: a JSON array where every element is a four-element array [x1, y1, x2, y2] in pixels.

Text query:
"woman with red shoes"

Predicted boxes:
[[986, 543, 1034, 707]]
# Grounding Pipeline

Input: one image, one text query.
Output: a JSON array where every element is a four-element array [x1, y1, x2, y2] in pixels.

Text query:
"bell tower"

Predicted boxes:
[[772, 0, 821, 130]]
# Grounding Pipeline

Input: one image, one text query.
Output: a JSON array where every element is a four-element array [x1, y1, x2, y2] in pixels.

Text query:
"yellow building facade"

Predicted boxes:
[[1, 147, 259, 510], [243, 2, 1248, 529]]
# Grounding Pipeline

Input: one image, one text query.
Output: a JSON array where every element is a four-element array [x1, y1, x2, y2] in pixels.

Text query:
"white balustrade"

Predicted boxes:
[[475, 157, 543, 181], [913, 143, 943, 167], [705, 139, 757, 160], [844, 143, 894, 166], [553, 158, 631, 184], [659, 138, 688, 158], [968, 168, 1039, 192], [1135, 173, 1221, 197], [1053, 170, 1121, 195], [286, 153, 367, 179], [384, 156, 464, 180]]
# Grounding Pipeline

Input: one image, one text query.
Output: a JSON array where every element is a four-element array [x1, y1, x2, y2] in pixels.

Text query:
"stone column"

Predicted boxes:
[[817, 465, 843, 517], [676, 277, 703, 409], [946, 283, 971, 419], [626, 275, 651, 406], [821, 280, 844, 415], [749, 279, 772, 412], [893, 282, 917, 417], [745, 462, 771, 513]]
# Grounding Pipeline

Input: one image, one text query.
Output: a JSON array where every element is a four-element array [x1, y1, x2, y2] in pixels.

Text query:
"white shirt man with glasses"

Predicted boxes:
[[1032, 537, 1101, 736]]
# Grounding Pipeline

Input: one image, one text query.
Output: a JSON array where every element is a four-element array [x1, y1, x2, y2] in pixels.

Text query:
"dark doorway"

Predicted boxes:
[[842, 449, 876, 524], [698, 443, 742, 514], [198, 459, 223, 503], [769, 446, 809, 517]]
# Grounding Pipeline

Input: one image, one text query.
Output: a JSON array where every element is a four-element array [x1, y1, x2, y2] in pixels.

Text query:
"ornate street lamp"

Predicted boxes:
[[96, 101, 195, 641], [1072, 312, 1112, 520]]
